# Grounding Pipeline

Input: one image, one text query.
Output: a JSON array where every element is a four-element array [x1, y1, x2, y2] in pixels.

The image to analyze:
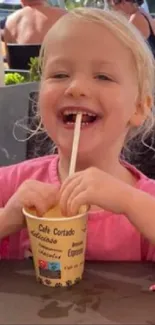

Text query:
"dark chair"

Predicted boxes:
[[0, 82, 53, 167], [5, 68, 30, 74], [26, 91, 55, 159], [7, 44, 41, 70], [122, 130, 155, 179]]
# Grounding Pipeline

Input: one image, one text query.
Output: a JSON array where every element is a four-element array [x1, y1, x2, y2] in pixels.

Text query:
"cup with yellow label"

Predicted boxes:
[[23, 205, 88, 287]]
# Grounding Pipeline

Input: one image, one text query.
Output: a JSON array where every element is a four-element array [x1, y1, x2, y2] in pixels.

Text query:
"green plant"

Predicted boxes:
[[64, 0, 105, 9], [65, 0, 85, 9], [4, 72, 28, 85], [29, 57, 41, 82], [4, 56, 41, 85]]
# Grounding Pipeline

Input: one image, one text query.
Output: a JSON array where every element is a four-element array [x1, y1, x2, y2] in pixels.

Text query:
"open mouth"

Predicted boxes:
[[61, 110, 99, 126]]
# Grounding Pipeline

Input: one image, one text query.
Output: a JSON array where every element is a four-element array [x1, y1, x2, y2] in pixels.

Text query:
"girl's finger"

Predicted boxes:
[[69, 190, 88, 216], [21, 181, 60, 207], [60, 177, 82, 216], [36, 184, 60, 200], [66, 183, 85, 214], [23, 188, 59, 217], [60, 172, 82, 196], [23, 192, 49, 217]]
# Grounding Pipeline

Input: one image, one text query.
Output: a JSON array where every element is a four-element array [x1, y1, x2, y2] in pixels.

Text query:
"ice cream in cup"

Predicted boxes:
[[23, 205, 88, 287]]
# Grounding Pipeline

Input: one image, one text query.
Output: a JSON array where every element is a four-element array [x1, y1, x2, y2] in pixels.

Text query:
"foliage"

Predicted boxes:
[[64, 0, 105, 9], [29, 57, 41, 82], [65, 0, 85, 9], [4, 72, 28, 85], [4, 56, 41, 85]]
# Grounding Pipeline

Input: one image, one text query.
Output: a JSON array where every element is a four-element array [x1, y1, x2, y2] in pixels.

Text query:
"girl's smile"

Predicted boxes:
[[57, 106, 103, 129]]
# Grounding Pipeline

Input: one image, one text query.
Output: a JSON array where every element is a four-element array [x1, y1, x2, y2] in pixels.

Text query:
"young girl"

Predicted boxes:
[[1, 7, 155, 261]]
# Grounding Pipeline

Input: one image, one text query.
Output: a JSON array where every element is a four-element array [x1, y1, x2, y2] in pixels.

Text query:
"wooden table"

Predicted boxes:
[[0, 261, 155, 324]]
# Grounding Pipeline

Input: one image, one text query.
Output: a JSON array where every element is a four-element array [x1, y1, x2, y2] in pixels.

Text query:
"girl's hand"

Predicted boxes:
[[0, 180, 60, 238], [59, 167, 130, 216]]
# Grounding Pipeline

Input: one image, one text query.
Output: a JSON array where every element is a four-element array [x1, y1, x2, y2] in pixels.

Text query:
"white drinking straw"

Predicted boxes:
[[69, 113, 82, 176]]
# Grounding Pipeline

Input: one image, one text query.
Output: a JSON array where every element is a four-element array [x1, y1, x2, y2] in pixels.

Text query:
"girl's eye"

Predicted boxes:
[[52, 73, 69, 79], [95, 74, 112, 81]]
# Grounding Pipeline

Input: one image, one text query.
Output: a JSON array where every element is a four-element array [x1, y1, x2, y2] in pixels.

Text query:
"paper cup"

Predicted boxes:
[[23, 205, 88, 287]]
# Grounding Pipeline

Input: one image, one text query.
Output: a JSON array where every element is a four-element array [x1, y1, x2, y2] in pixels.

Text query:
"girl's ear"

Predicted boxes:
[[130, 95, 153, 127]]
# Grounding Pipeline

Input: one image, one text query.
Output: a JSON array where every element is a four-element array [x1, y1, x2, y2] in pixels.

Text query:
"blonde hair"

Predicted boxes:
[[39, 7, 155, 148]]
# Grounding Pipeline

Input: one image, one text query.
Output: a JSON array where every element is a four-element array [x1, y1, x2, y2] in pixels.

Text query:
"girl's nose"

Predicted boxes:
[[64, 78, 91, 99]]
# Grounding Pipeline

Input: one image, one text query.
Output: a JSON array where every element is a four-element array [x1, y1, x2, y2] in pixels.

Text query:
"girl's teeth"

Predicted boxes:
[[66, 121, 90, 126], [62, 111, 97, 125], [64, 111, 96, 117]]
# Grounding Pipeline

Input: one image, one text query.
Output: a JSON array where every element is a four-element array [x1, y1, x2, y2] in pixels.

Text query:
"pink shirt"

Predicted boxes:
[[0, 154, 155, 261]]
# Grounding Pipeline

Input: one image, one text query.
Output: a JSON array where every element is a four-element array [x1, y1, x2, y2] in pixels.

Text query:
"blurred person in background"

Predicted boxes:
[[108, 0, 155, 56], [3, 0, 66, 44]]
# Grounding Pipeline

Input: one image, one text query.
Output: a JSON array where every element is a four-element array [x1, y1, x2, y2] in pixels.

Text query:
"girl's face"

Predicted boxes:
[[39, 17, 141, 159]]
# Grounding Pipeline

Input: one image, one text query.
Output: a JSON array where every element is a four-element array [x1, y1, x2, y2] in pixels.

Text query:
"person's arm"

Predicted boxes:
[[3, 26, 15, 67], [130, 13, 150, 38], [3, 17, 15, 44], [124, 187, 155, 244]]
